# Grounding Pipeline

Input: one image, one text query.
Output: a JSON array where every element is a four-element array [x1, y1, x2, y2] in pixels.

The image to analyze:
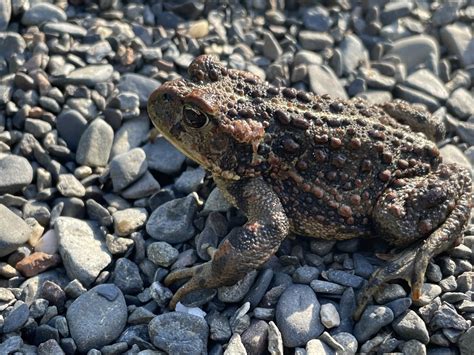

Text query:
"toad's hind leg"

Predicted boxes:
[[354, 164, 472, 320], [164, 177, 290, 309]]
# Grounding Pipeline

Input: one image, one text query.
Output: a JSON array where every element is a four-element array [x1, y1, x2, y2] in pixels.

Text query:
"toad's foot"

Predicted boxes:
[[164, 260, 220, 309], [354, 244, 418, 320]]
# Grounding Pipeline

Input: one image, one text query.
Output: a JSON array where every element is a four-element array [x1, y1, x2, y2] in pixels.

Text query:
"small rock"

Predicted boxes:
[[109, 148, 148, 192], [15, 252, 61, 277], [332, 332, 358, 355], [306, 339, 334, 355], [225, 333, 246, 355], [276, 284, 323, 347], [63, 65, 114, 87], [0, 204, 32, 257], [117, 73, 161, 107], [267, 320, 284, 355], [111, 258, 143, 294], [400, 339, 426, 355], [113, 208, 148, 237], [308, 65, 348, 99], [392, 310, 430, 344], [144, 137, 186, 175], [67, 284, 127, 352], [76, 119, 114, 167], [446, 88, 474, 120], [3, 301, 29, 333], [353, 305, 394, 342], [56, 217, 112, 286], [21, 3, 67, 26], [320, 303, 340, 329], [149, 312, 208, 354], [0, 154, 33, 194], [147, 241, 179, 267], [146, 194, 198, 243], [57, 174, 86, 197]]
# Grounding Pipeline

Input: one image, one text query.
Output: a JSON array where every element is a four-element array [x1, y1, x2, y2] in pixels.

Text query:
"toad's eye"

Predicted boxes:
[[183, 106, 209, 128]]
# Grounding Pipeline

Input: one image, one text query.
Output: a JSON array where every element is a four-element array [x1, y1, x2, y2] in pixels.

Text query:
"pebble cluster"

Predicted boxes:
[[0, 0, 473, 354]]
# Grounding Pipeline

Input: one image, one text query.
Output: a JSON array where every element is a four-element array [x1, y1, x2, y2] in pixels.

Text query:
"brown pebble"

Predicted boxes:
[[16, 252, 61, 277], [379, 170, 391, 182]]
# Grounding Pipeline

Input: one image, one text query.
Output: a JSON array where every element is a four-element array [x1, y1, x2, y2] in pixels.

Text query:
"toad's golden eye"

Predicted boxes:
[[183, 106, 209, 128]]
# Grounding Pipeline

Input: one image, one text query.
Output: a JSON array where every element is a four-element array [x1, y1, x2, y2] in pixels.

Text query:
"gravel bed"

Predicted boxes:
[[0, 0, 473, 354]]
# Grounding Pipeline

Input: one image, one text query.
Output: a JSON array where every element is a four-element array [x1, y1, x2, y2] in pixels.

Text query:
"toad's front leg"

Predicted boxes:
[[165, 177, 290, 309]]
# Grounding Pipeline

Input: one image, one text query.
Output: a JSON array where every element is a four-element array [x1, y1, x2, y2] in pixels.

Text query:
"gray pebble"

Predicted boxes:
[[440, 23, 474, 67], [0, 204, 32, 257], [339, 35, 368, 75], [43, 22, 87, 37], [175, 167, 206, 194], [324, 269, 364, 288], [293, 265, 320, 284], [76, 119, 114, 167], [303, 6, 332, 31], [144, 137, 186, 175], [401, 339, 426, 355], [0, 336, 23, 354], [320, 303, 340, 329], [110, 116, 150, 158], [353, 305, 394, 342], [430, 303, 469, 331], [299, 31, 334, 51], [117, 73, 161, 107], [112, 207, 147, 237], [405, 69, 449, 101], [149, 312, 208, 354], [110, 148, 148, 192], [392, 310, 429, 344], [447, 88, 474, 119], [308, 65, 348, 99], [384, 35, 439, 74], [67, 284, 127, 352], [306, 339, 334, 355], [458, 326, 474, 355], [111, 257, 143, 294], [38, 339, 65, 355], [121, 171, 160, 199], [267, 320, 284, 355], [147, 241, 179, 267], [374, 283, 407, 304], [332, 332, 357, 355], [56, 110, 88, 152], [276, 284, 323, 347], [0, 0, 11, 31], [3, 300, 29, 333], [310, 280, 345, 294], [146, 194, 198, 243], [0, 154, 33, 194], [63, 65, 114, 87], [56, 217, 112, 286], [57, 174, 86, 198], [21, 3, 66, 26], [263, 31, 282, 61], [244, 268, 274, 308]]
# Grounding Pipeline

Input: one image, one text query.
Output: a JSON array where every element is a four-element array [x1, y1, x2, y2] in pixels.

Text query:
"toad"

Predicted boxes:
[[147, 55, 472, 318]]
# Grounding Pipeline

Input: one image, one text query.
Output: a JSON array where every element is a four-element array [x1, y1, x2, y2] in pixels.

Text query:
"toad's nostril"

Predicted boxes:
[[162, 92, 172, 102]]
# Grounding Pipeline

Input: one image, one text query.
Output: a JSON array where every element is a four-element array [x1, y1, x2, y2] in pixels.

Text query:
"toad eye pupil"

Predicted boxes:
[[162, 93, 171, 102], [183, 108, 209, 128]]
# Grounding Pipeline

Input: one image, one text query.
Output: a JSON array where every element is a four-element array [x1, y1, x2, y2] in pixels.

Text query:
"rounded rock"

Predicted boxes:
[[76, 119, 114, 167], [276, 284, 323, 347], [21, 3, 67, 26], [0, 154, 33, 194], [149, 312, 209, 354], [66, 284, 127, 352]]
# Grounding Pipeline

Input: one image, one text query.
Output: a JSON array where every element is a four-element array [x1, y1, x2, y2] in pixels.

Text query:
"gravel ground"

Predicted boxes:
[[0, 0, 473, 354]]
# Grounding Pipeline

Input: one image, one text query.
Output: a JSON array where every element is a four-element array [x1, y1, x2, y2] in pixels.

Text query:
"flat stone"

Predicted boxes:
[[110, 116, 150, 158], [117, 73, 161, 107], [392, 310, 430, 344], [299, 31, 334, 51], [0, 154, 33, 194], [56, 217, 112, 286], [405, 69, 449, 101], [147, 241, 179, 267], [42, 22, 87, 37], [63, 65, 114, 87], [458, 326, 474, 355], [109, 148, 148, 192], [353, 305, 394, 342], [56, 110, 88, 152], [146, 194, 198, 243], [15, 252, 61, 277], [110, 258, 143, 294], [276, 284, 323, 347], [3, 301, 29, 333], [76, 119, 114, 167], [440, 23, 474, 67], [339, 34, 368, 75], [21, 3, 67, 26], [57, 174, 86, 198], [0, 204, 32, 257], [67, 284, 127, 352], [0, 0, 11, 31], [144, 137, 186, 175], [447, 88, 474, 120], [149, 312, 208, 354], [308, 65, 348, 99]]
